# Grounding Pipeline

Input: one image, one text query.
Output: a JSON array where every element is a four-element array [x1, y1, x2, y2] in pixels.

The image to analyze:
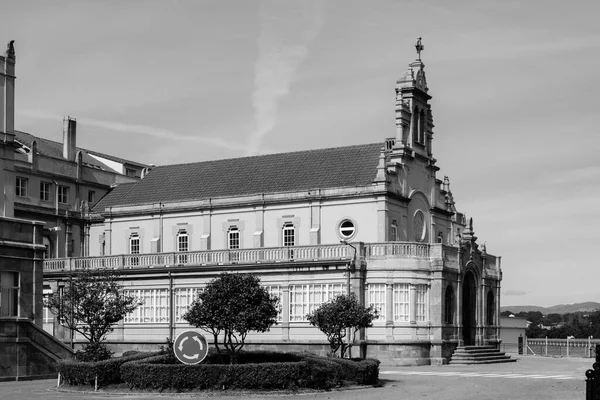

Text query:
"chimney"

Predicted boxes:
[[1, 40, 16, 141], [63, 116, 76, 161]]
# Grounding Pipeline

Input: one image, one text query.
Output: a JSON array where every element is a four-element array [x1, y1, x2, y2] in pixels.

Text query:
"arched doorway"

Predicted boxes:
[[462, 271, 477, 345]]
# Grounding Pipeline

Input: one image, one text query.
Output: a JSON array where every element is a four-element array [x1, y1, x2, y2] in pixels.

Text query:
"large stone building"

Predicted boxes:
[[43, 44, 504, 365]]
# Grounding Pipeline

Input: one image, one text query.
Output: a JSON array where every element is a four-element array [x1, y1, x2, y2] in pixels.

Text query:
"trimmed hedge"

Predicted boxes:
[[120, 354, 339, 390], [326, 357, 380, 385], [57, 352, 159, 387], [119, 351, 380, 391]]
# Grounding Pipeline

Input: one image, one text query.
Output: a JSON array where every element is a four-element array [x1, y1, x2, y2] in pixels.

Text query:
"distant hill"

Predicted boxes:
[[501, 302, 600, 315]]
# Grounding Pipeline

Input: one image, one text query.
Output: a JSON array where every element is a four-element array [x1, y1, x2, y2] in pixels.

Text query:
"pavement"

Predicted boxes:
[[0, 355, 593, 400]]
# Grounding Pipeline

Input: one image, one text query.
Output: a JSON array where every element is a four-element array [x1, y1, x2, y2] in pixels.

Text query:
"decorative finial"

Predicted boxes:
[[6, 40, 15, 56], [415, 37, 424, 60]]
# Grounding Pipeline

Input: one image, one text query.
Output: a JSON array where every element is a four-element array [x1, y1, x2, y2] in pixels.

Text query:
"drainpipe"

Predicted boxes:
[[168, 271, 174, 341]]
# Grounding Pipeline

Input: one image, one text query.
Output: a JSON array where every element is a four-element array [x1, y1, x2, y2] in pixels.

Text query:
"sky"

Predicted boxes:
[[1, 0, 599, 307]]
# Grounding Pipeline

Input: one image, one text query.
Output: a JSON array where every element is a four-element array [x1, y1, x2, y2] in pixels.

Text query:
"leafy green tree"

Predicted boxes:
[[45, 267, 140, 361], [307, 293, 378, 358], [183, 273, 279, 364]]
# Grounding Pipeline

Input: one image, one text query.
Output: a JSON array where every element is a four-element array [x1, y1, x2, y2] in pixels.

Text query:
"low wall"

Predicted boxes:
[[0, 318, 74, 381]]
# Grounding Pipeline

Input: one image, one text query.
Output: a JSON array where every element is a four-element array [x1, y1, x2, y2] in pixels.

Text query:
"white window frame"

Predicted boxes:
[[124, 288, 169, 323], [174, 287, 199, 322], [415, 284, 428, 322], [228, 226, 240, 249], [177, 230, 189, 264], [289, 284, 345, 322], [16, 177, 28, 197], [283, 223, 295, 247], [368, 283, 386, 322], [264, 285, 283, 322], [393, 283, 410, 322], [338, 219, 357, 240]]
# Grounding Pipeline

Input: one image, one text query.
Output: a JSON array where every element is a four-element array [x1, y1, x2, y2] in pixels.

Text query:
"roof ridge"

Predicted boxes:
[[152, 141, 384, 169]]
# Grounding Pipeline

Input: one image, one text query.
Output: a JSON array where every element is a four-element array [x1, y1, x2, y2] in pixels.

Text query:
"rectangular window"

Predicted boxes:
[[177, 231, 188, 264], [368, 283, 386, 322], [228, 227, 239, 249], [283, 223, 295, 259], [124, 289, 169, 323], [228, 226, 240, 262], [390, 222, 398, 241], [415, 285, 428, 322], [126, 168, 137, 177], [88, 190, 95, 204], [393, 283, 410, 322], [129, 234, 140, 266], [40, 182, 51, 201], [58, 185, 69, 204], [16, 177, 28, 197], [264, 285, 283, 322], [289, 284, 345, 322], [0, 271, 19, 317], [174, 287, 199, 322], [283, 223, 295, 247]]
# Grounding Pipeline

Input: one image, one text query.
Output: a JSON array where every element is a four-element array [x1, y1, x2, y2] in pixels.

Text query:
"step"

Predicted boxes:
[[452, 356, 511, 362], [453, 350, 506, 357], [449, 358, 517, 365]]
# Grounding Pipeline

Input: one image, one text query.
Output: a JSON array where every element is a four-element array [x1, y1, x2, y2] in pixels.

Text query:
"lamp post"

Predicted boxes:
[[340, 240, 356, 358]]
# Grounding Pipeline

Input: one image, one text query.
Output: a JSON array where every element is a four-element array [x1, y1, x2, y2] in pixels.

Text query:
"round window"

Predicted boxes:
[[413, 210, 426, 242], [338, 219, 356, 239]]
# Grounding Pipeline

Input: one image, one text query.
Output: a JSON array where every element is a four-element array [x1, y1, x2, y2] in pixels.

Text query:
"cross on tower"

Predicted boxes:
[[415, 37, 424, 60]]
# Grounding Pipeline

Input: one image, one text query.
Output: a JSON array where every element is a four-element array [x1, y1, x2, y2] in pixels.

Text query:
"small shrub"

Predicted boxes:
[[58, 351, 159, 387]]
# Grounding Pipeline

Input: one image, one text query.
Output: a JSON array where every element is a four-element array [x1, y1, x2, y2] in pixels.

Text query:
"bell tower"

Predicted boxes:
[[392, 38, 436, 164]]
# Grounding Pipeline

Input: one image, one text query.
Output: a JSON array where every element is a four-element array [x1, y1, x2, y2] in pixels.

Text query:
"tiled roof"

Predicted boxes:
[[14, 131, 145, 171], [93, 182, 138, 211], [94, 143, 383, 210]]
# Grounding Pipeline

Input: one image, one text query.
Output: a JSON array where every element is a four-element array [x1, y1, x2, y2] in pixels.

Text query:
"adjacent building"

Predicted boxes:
[[43, 45, 504, 365]]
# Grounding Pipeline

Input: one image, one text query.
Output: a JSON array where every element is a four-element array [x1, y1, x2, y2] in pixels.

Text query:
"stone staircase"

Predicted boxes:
[[449, 345, 516, 365]]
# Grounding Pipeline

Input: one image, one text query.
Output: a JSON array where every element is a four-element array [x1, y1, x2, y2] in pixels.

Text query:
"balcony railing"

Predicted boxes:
[[44, 243, 354, 272], [365, 242, 430, 259], [43, 242, 457, 272]]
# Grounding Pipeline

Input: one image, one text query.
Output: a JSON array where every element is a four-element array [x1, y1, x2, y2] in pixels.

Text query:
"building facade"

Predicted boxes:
[[43, 47, 503, 365]]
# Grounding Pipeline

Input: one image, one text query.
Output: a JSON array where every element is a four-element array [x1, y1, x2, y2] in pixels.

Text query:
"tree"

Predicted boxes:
[[307, 293, 378, 358], [183, 273, 279, 364], [45, 267, 140, 361]]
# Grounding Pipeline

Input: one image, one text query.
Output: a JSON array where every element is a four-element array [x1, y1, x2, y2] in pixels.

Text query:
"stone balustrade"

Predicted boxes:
[[43, 242, 460, 272]]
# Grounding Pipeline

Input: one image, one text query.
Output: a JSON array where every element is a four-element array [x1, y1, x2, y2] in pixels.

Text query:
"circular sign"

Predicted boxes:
[[173, 330, 209, 365]]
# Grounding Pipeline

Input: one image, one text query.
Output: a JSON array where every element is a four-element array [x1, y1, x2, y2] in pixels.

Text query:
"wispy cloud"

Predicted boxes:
[[503, 290, 528, 296], [245, 0, 325, 156], [17, 109, 249, 153]]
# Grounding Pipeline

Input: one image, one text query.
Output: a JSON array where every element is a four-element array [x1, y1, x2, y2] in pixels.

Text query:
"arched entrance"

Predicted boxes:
[[462, 271, 477, 345]]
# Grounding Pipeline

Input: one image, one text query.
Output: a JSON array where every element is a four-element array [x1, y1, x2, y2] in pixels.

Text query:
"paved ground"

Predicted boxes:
[[0, 355, 593, 400]]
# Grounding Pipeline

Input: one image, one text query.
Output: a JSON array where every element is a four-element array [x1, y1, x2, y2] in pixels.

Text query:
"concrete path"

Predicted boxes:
[[0, 355, 593, 400]]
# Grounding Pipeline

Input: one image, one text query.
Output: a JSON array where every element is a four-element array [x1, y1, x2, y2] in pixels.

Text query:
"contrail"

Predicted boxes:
[[17, 109, 249, 153], [245, 0, 325, 156]]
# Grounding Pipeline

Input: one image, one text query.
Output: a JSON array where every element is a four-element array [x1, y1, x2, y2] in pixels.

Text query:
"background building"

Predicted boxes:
[[43, 47, 504, 365]]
